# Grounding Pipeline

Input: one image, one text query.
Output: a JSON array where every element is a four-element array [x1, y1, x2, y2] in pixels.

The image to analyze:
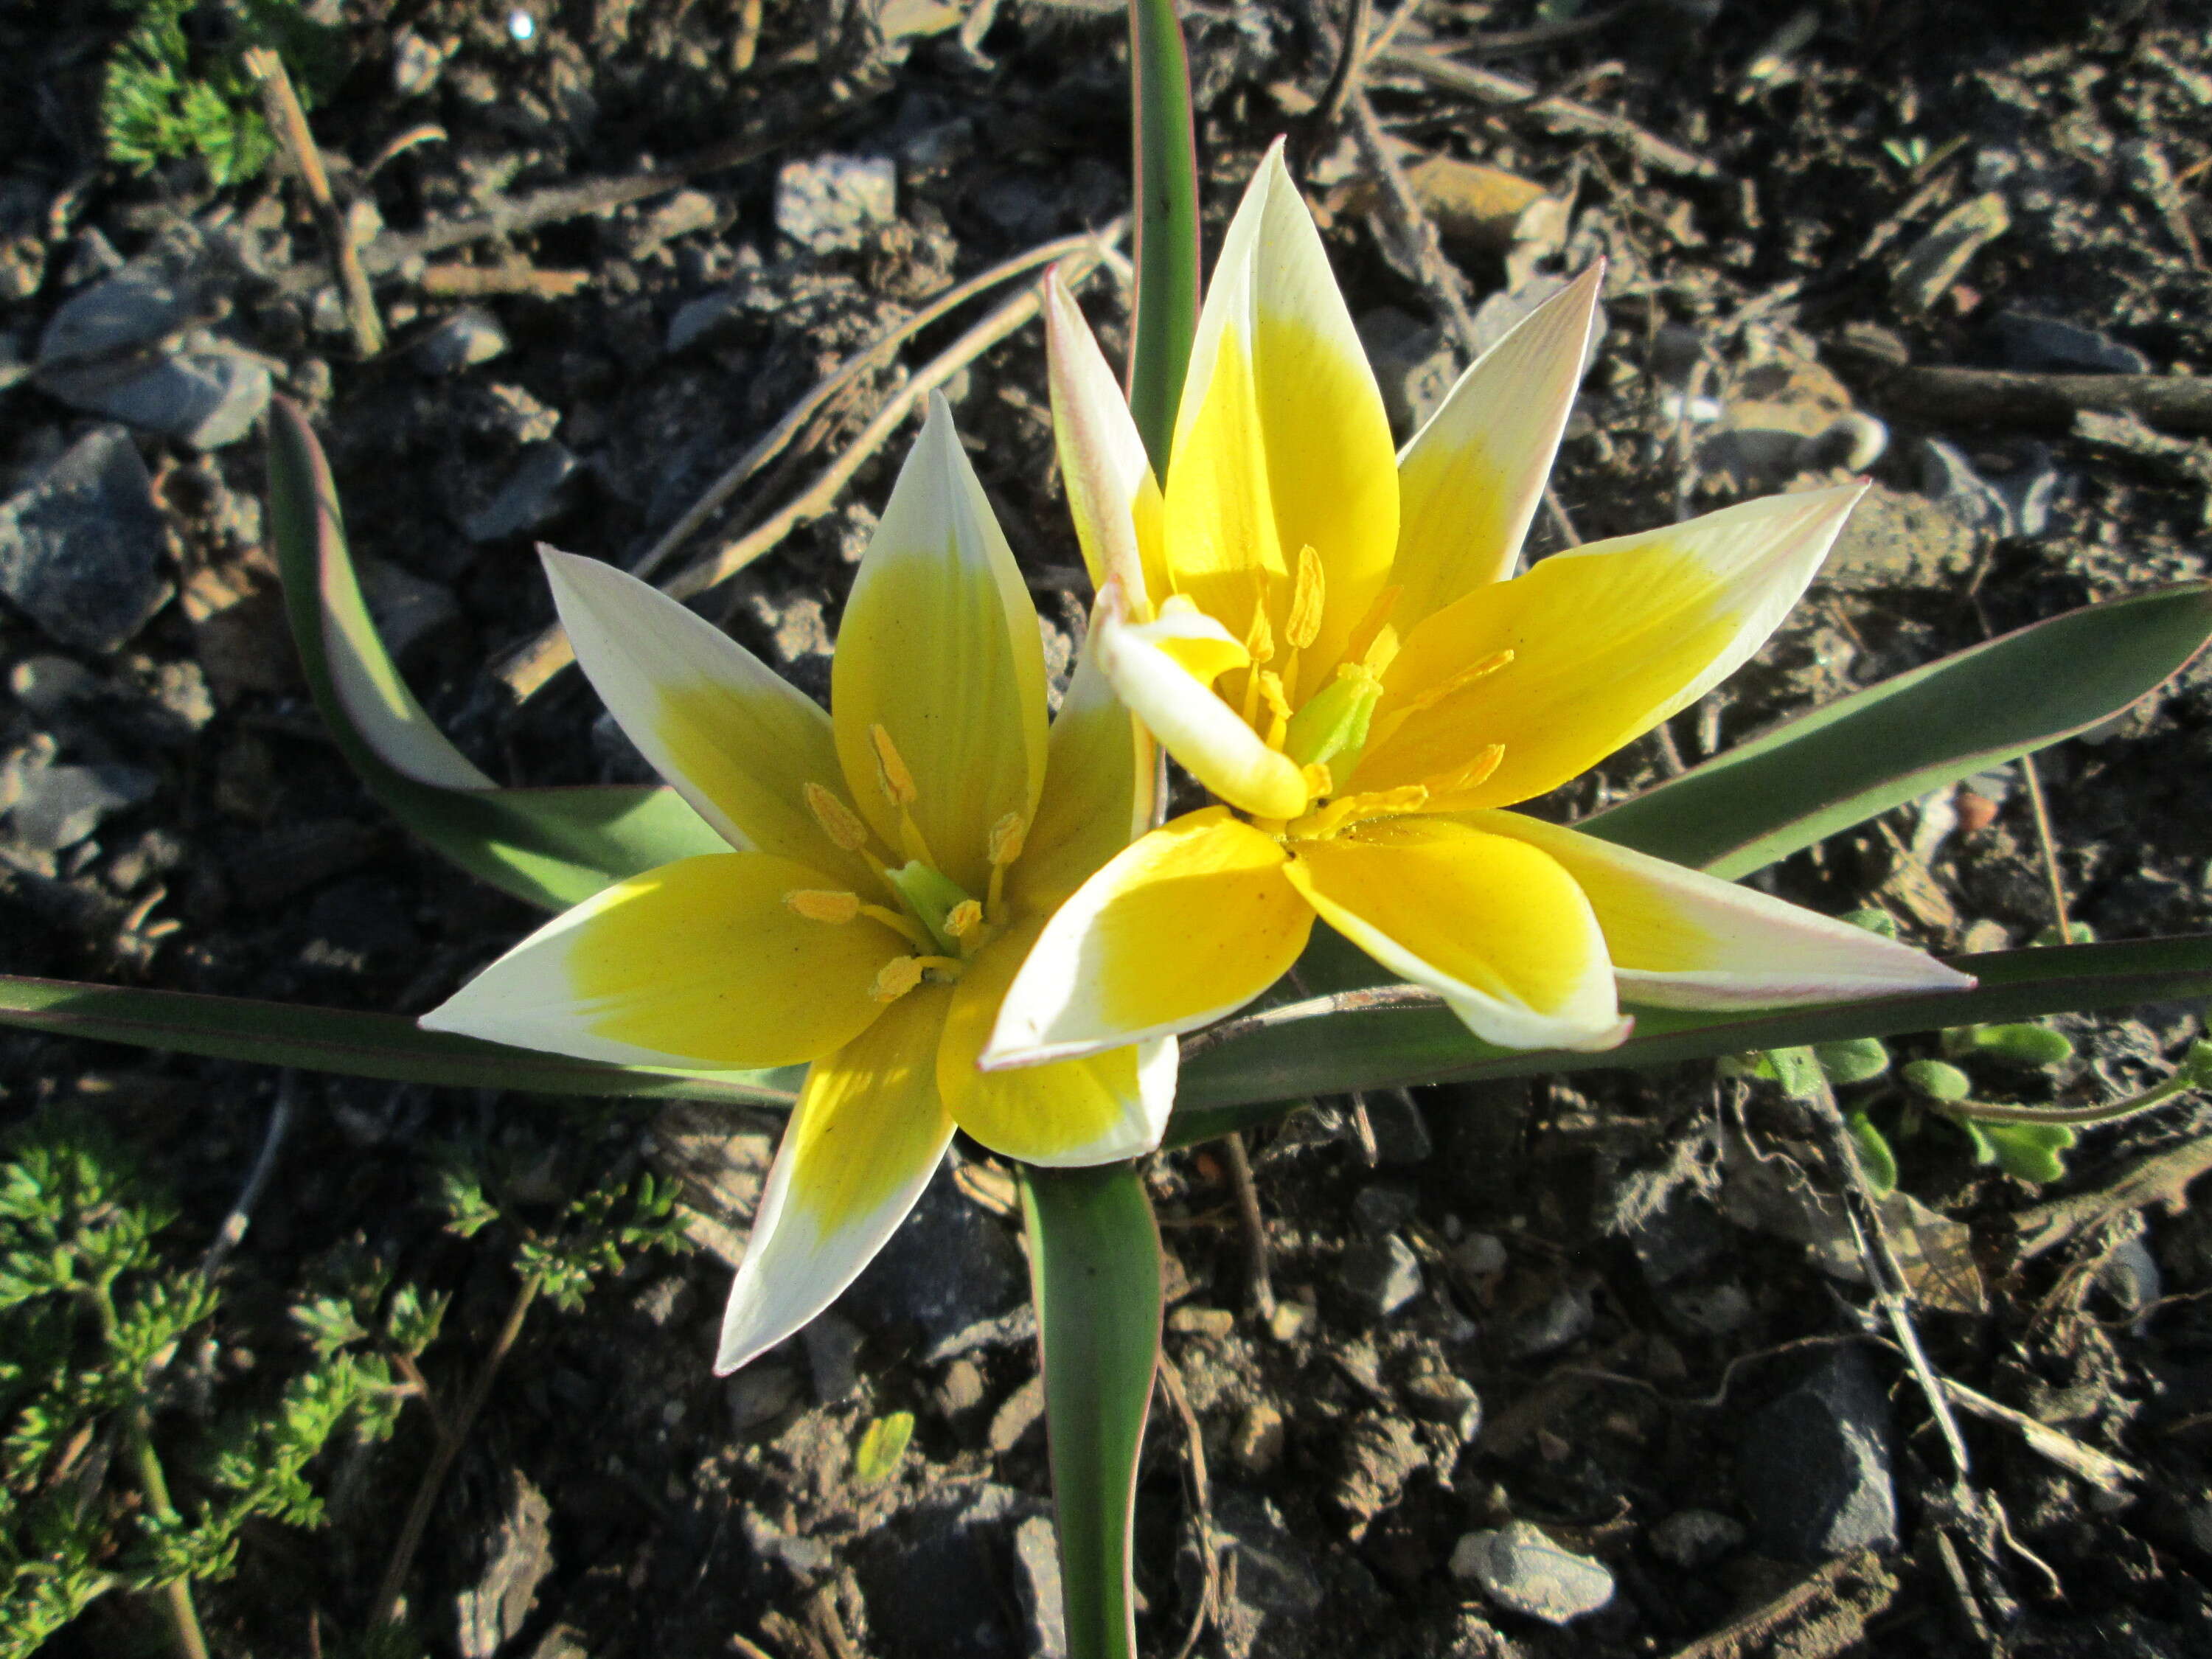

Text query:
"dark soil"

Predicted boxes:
[[6, 3, 2212, 1658]]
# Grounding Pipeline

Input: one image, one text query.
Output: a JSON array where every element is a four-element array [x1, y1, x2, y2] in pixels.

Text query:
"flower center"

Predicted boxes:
[[785, 725, 1028, 1004]]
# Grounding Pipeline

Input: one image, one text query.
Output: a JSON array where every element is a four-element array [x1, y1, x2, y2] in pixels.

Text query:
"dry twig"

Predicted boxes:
[[244, 48, 383, 357], [1220, 1133, 1278, 1321]]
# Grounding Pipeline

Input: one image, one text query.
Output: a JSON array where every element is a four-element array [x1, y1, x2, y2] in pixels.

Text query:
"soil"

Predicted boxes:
[[6, 3, 2212, 1658]]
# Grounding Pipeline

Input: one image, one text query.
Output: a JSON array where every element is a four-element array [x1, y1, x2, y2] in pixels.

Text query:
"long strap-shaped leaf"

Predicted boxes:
[[268, 399, 728, 909], [1579, 582, 2212, 879], [1169, 934, 2212, 1141], [0, 974, 800, 1105], [1023, 1163, 1164, 1659], [1125, 0, 1200, 472]]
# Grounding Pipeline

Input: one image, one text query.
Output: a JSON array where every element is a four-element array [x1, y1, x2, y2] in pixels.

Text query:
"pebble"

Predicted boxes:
[[452, 1472, 554, 1659], [1339, 1234, 1424, 1318], [1506, 1280, 1595, 1359], [1667, 1281, 1754, 1337], [392, 27, 448, 96], [41, 352, 271, 450], [1351, 1182, 1421, 1238], [462, 442, 580, 543], [1402, 1371, 1483, 1444], [1012, 1515, 1069, 1659], [774, 153, 897, 254], [7, 762, 159, 852], [0, 426, 172, 653], [7, 655, 97, 717], [1450, 1521, 1615, 1625], [1166, 1304, 1236, 1340], [1993, 309, 2150, 375], [1650, 1508, 1747, 1569], [1737, 1348, 1898, 1559], [1234, 1401, 1287, 1473], [414, 307, 509, 375], [1453, 1231, 1509, 1278], [987, 1374, 1046, 1453], [934, 1357, 986, 1416]]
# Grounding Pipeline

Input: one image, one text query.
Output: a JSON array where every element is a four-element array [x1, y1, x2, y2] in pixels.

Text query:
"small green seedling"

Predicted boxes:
[[102, 0, 344, 185], [853, 1411, 917, 1484], [1944, 1023, 2076, 1068], [1815, 1036, 1892, 1087]]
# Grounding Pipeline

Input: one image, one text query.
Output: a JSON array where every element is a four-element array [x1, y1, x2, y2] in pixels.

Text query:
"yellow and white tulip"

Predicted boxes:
[[986, 142, 1970, 1066], [422, 395, 1167, 1373]]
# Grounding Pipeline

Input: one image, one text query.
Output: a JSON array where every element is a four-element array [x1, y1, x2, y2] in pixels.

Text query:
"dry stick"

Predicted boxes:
[[1177, 982, 1444, 1060], [1376, 45, 1722, 180], [244, 48, 383, 358], [1220, 1133, 1279, 1321], [1841, 361, 2212, 436], [1314, 0, 1375, 136], [632, 223, 1125, 585], [198, 1074, 296, 1282], [497, 235, 1121, 698], [419, 264, 592, 300], [1155, 1354, 1221, 1659], [2016, 752, 2074, 941], [369, 1272, 544, 1632]]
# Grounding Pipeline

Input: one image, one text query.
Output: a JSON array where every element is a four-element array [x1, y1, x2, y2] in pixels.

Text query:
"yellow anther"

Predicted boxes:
[[1244, 597, 1275, 666], [945, 899, 984, 943], [785, 888, 860, 924], [871, 956, 925, 1002], [1418, 744, 1506, 801], [1301, 762, 1334, 801], [804, 782, 871, 852], [1400, 650, 1513, 716], [1287, 545, 1325, 651], [987, 812, 1027, 867], [1257, 670, 1293, 751], [1291, 785, 1430, 840], [869, 723, 919, 807], [1342, 583, 1402, 667], [1360, 624, 1402, 677]]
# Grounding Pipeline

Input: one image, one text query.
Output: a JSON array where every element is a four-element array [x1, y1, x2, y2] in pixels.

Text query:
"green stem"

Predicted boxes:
[[88, 1278, 212, 1659], [1126, 0, 1200, 473], [1942, 1071, 2202, 1127]]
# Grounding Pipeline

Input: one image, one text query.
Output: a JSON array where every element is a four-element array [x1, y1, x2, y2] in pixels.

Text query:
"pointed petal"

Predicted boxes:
[[937, 913, 1176, 1164], [1094, 604, 1310, 821], [543, 549, 854, 875], [1284, 815, 1630, 1051], [984, 807, 1313, 1065], [1046, 269, 1168, 615], [420, 853, 906, 1068], [714, 987, 956, 1373], [1464, 810, 1977, 1008], [1357, 485, 1864, 807], [1013, 616, 1157, 912], [1392, 265, 1601, 629], [1167, 140, 1398, 675], [832, 394, 1050, 894]]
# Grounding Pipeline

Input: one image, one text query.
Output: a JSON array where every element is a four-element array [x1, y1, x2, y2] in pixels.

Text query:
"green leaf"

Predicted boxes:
[[1022, 1162, 1161, 1659], [1846, 1110, 1899, 1197], [1126, 0, 1200, 473], [0, 974, 801, 1106], [1169, 936, 2212, 1145], [266, 399, 728, 910], [1579, 583, 2212, 879], [852, 1411, 915, 1484], [1976, 1119, 2075, 1184], [1814, 1035, 1891, 1086]]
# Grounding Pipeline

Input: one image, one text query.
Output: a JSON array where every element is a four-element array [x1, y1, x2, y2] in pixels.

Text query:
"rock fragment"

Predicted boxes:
[[0, 426, 172, 653], [1737, 1349, 1898, 1559], [1450, 1520, 1615, 1624]]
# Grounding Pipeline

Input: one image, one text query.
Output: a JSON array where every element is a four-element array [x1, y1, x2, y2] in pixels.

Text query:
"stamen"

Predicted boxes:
[[987, 813, 1027, 867], [1399, 649, 1512, 716], [784, 889, 859, 924], [1418, 744, 1506, 802], [1286, 545, 1325, 651], [858, 902, 936, 953], [1301, 762, 1333, 801], [1257, 671, 1293, 751], [945, 899, 984, 948], [869, 723, 919, 807], [804, 782, 871, 852], [871, 956, 925, 1002], [1361, 624, 1402, 677], [1291, 785, 1430, 840], [1244, 595, 1275, 667]]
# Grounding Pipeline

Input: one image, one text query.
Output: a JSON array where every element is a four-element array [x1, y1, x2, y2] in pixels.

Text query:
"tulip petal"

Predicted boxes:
[[1012, 619, 1156, 913], [938, 912, 1176, 1164], [1046, 270, 1168, 614], [1094, 605, 1310, 821], [420, 853, 907, 1068], [833, 394, 1050, 895], [1169, 140, 1398, 675], [1464, 810, 1977, 1008], [984, 807, 1313, 1065], [1284, 816, 1630, 1051], [1392, 265, 1602, 629], [1358, 485, 1864, 808], [543, 549, 856, 877], [714, 986, 956, 1373]]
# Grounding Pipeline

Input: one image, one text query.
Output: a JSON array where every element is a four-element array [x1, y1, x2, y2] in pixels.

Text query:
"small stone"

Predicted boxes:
[[1889, 191, 2011, 313], [453, 1472, 554, 1659], [392, 27, 448, 95], [7, 762, 159, 852], [1332, 1411, 1427, 1528], [1166, 1305, 1236, 1340], [414, 307, 509, 375], [988, 1374, 1046, 1452], [627, 189, 720, 257], [463, 442, 580, 542], [0, 426, 172, 652], [1819, 483, 1980, 592], [1340, 1234, 1423, 1318], [802, 1311, 866, 1403], [1667, 1281, 1753, 1337], [1958, 917, 2012, 955], [1506, 1281, 1594, 1359], [1453, 1232, 1509, 1277], [2098, 1236, 2162, 1330], [1450, 1521, 1614, 1625], [1267, 1299, 1315, 1343], [934, 1357, 986, 1416], [7, 655, 97, 717], [38, 352, 272, 449], [1209, 1492, 1324, 1652], [1012, 1515, 1068, 1659], [1650, 1508, 1747, 1568], [1234, 1401, 1287, 1473], [1737, 1348, 1898, 1559], [1403, 1371, 1483, 1443], [775, 154, 897, 254], [1352, 1182, 1420, 1237], [1993, 309, 2149, 375]]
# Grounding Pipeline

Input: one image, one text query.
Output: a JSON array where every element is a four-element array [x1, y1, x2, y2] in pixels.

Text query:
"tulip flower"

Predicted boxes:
[[984, 142, 1970, 1066], [422, 396, 1169, 1373]]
